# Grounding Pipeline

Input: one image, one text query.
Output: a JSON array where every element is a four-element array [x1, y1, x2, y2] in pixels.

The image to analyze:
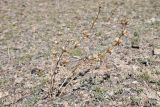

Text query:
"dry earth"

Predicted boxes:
[[0, 0, 160, 107]]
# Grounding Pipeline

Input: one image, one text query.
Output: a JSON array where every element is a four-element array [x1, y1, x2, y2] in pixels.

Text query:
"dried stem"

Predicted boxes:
[[49, 48, 65, 97], [51, 18, 129, 97], [90, 5, 101, 30], [57, 60, 82, 96]]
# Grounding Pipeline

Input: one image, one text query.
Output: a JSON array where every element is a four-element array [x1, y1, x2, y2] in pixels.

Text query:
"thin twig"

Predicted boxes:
[[57, 63, 80, 92], [7, 45, 11, 63], [49, 48, 65, 97], [90, 5, 101, 30], [57, 61, 82, 96]]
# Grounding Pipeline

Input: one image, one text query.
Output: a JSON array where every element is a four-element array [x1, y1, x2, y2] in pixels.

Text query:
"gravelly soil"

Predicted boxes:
[[0, 0, 160, 107]]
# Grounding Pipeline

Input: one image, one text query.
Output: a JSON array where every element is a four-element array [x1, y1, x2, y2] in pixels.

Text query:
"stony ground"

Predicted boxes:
[[0, 0, 160, 107]]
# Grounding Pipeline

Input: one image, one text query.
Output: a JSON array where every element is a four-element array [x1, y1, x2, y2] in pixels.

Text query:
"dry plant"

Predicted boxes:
[[47, 2, 129, 98], [48, 40, 70, 97], [5, 3, 130, 105], [49, 47, 65, 97], [90, 5, 101, 30]]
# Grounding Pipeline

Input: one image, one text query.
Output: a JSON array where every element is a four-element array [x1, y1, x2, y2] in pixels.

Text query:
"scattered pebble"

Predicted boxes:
[[14, 77, 23, 84], [131, 32, 140, 49], [102, 73, 110, 80], [153, 45, 160, 55], [0, 91, 9, 99], [132, 81, 139, 84]]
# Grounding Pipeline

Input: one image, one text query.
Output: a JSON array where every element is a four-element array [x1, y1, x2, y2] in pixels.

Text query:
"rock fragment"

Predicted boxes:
[[153, 45, 160, 55], [131, 32, 140, 49]]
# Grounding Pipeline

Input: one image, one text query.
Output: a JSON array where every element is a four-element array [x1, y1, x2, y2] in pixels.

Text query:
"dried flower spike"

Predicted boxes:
[[83, 30, 90, 38], [120, 18, 129, 26], [62, 47, 67, 52], [92, 53, 99, 60], [98, 53, 105, 60], [74, 41, 80, 48], [122, 29, 128, 36], [114, 38, 122, 46], [106, 48, 113, 54], [52, 50, 58, 56]]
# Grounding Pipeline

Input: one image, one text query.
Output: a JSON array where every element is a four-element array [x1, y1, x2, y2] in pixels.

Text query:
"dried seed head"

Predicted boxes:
[[115, 37, 119, 41], [62, 47, 67, 52], [52, 51, 57, 56], [52, 49, 58, 56], [74, 41, 80, 48], [106, 48, 113, 54], [120, 19, 129, 26], [98, 53, 104, 60], [122, 29, 128, 36], [83, 30, 90, 38], [93, 53, 99, 59], [114, 38, 122, 46]]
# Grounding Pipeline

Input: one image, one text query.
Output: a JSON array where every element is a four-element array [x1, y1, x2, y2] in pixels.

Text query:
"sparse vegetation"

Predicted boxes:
[[130, 96, 142, 106], [0, 0, 160, 106], [92, 86, 106, 101], [140, 72, 150, 82]]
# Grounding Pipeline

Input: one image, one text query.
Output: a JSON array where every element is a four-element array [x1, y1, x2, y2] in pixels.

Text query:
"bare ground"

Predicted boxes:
[[0, 0, 160, 107]]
